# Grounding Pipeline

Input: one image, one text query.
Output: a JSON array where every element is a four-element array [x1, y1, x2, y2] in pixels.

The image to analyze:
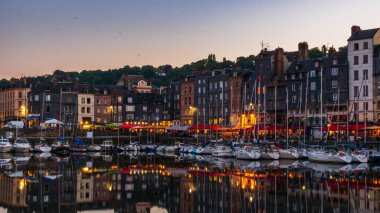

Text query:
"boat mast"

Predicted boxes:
[[337, 86, 340, 145], [221, 82, 224, 141], [230, 84, 233, 142], [320, 67, 323, 141], [41, 92, 45, 140], [203, 106, 206, 144], [274, 83, 277, 141], [304, 72, 309, 144], [263, 84, 267, 141], [298, 82, 303, 140], [243, 82, 247, 142], [286, 87, 289, 148], [257, 80, 261, 141]]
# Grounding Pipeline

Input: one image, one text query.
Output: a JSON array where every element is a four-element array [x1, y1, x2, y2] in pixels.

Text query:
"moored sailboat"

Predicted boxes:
[[0, 137, 12, 153], [307, 150, 352, 163]]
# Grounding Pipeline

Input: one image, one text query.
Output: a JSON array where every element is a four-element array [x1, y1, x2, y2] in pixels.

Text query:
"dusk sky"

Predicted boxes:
[[1, 0, 379, 79]]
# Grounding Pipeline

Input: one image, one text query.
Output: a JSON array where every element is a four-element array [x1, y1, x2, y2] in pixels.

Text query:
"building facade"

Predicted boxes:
[[0, 83, 30, 127], [348, 26, 380, 123]]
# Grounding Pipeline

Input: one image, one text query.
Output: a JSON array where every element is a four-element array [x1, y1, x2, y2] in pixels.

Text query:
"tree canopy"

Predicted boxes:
[[1, 53, 256, 88]]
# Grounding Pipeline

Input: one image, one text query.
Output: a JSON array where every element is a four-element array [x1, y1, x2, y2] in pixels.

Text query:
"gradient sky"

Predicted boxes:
[[1, 0, 379, 79]]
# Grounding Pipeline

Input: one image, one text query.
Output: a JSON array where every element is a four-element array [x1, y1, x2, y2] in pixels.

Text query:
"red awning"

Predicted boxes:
[[322, 124, 347, 131], [346, 124, 373, 131], [189, 125, 222, 131], [120, 124, 141, 130]]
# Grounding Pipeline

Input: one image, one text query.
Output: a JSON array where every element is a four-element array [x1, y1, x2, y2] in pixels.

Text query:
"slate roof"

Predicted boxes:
[[347, 28, 379, 41]]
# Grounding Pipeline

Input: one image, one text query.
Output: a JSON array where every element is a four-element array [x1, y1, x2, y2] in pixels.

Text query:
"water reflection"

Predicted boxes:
[[0, 152, 379, 213]]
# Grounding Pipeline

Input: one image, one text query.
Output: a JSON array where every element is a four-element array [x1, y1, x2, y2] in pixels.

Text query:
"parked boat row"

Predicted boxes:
[[0, 136, 104, 154], [141, 142, 369, 164]]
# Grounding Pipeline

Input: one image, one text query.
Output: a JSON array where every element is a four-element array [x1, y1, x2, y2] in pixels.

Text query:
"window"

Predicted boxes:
[[128, 97, 133, 103], [363, 55, 368, 64], [188, 97, 191, 105], [46, 95, 51, 102], [209, 83, 212, 89], [18, 92, 22, 98], [292, 95, 296, 103], [97, 108, 100, 114], [118, 96, 122, 103], [363, 85, 368, 97], [333, 59, 338, 65], [219, 81, 223, 88], [354, 103, 358, 111], [363, 69, 368, 80], [34, 95, 39, 101], [96, 98, 100, 104], [333, 93, 339, 101], [363, 102, 368, 111], [143, 106, 147, 112], [332, 68, 338, 75], [377, 101, 380, 109], [86, 98, 91, 104], [81, 98, 85, 104], [291, 74, 295, 80], [354, 70, 359, 81], [331, 80, 338, 88], [291, 84, 296, 91], [299, 73, 302, 79], [354, 43, 359, 50], [104, 99, 108, 104], [310, 82, 316, 91], [309, 70, 316, 78], [354, 86, 359, 97], [284, 75, 288, 80], [354, 56, 358, 65], [46, 105, 50, 112], [81, 107, 85, 113], [87, 107, 90, 113], [314, 62, 319, 68], [363, 42, 369, 49]]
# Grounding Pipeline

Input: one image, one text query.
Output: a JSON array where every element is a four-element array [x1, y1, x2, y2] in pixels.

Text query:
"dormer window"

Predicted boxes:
[[314, 62, 319, 68], [291, 74, 295, 80], [295, 65, 299, 70], [333, 59, 338, 65], [233, 71, 237, 77]]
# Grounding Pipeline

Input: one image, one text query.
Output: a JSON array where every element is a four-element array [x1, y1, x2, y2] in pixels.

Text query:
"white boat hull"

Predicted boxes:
[[87, 145, 101, 152], [196, 147, 213, 154], [34, 146, 52, 152], [212, 151, 234, 157], [235, 150, 260, 160], [279, 149, 299, 159], [260, 152, 280, 160], [351, 154, 368, 163], [308, 152, 352, 164]]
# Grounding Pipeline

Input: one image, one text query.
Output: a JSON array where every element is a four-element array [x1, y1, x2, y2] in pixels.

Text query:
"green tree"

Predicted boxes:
[[308, 47, 324, 59]]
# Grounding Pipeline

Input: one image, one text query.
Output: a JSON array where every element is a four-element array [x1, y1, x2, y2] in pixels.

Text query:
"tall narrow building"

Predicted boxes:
[[348, 26, 380, 123]]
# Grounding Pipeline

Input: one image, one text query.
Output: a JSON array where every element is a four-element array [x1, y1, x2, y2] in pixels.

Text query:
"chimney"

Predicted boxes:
[[297, 42, 309, 61], [351, 25, 361, 35], [274, 48, 284, 76]]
